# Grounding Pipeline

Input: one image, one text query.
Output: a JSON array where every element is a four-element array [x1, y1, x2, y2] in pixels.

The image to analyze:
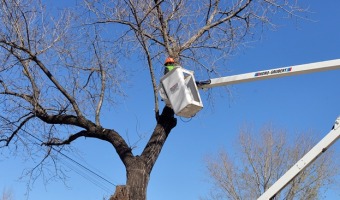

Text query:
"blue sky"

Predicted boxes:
[[1, 0, 340, 199]]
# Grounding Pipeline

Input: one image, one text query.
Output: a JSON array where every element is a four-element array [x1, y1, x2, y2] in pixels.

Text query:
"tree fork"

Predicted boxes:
[[110, 106, 177, 200]]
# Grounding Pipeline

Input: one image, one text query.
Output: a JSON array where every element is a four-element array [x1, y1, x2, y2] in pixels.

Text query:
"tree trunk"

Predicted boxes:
[[110, 106, 176, 200], [110, 185, 129, 200], [126, 157, 150, 200], [110, 157, 150, 200]]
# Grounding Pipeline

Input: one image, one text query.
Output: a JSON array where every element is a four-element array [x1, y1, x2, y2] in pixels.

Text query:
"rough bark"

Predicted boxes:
[[110, 159, 149, 200], [110, 185, 129, 200], [109, 106, 176, 200], [126, 157, 150, 200]]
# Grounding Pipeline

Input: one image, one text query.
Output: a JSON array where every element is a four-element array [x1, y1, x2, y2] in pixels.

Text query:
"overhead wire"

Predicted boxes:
[[55, 147, 116, 188], [59, 156, 112, 193], [14, 126, 117, 192]]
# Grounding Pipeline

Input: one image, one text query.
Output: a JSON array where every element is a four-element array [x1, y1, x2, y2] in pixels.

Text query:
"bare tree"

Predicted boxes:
[[0, 0, 307, 199], [1, 188, 14, 200], [204, 125, 339, 200]]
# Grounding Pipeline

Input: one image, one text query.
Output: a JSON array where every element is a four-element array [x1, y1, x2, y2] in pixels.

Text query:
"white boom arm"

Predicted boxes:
[[159, 59, 340, 117], [199, 59, 340, 89], [257, 116, 340, 200], [159, 59, 340, 196]]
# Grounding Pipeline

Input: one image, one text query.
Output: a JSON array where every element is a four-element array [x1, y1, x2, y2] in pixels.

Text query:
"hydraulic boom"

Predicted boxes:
[[257, 116, 340, 200], [159, 58, 340, 199], [198, 59, 340, 89]]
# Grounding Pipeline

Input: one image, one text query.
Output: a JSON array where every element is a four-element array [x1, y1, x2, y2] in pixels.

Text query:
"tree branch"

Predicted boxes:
[[92, 20, 165, 47], [181, 0, 252, 51], [31, 55, 84, 118], [154, 0, 173, 56], [92, 36, 106, 126], [141, 106, 177, 173], [124, 0, 160, 119], [0, 40, 84, 118], [42, 127, 134, 167], [0, 114, 35, 147], [42, 130, 89, 146]]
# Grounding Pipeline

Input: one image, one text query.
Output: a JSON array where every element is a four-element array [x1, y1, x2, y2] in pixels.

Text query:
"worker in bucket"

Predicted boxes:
[[163, 56, 211, 86], [164, 57, 176, 74]]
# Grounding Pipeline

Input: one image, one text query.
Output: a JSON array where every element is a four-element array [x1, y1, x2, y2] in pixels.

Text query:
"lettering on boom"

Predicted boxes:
[[254, 67, 292, 77]]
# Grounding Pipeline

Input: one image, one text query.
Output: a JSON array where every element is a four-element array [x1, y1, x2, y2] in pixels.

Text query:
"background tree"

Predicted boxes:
[[0, 0, 307, 199], [204, 125, 339, 200], [1, 188, 14, 200]]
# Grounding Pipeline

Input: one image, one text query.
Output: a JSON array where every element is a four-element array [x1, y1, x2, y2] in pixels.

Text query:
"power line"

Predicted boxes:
[[17, 127, 117, 190], [56, 147, 116, 187], [59, 156, 112, 193]]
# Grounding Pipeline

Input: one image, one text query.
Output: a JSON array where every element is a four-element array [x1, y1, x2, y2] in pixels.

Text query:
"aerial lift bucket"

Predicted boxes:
[[159, 67, 203, 118]]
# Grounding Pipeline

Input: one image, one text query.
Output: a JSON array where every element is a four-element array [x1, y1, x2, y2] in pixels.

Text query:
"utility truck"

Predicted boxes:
[[158, 58, 340, 199]]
